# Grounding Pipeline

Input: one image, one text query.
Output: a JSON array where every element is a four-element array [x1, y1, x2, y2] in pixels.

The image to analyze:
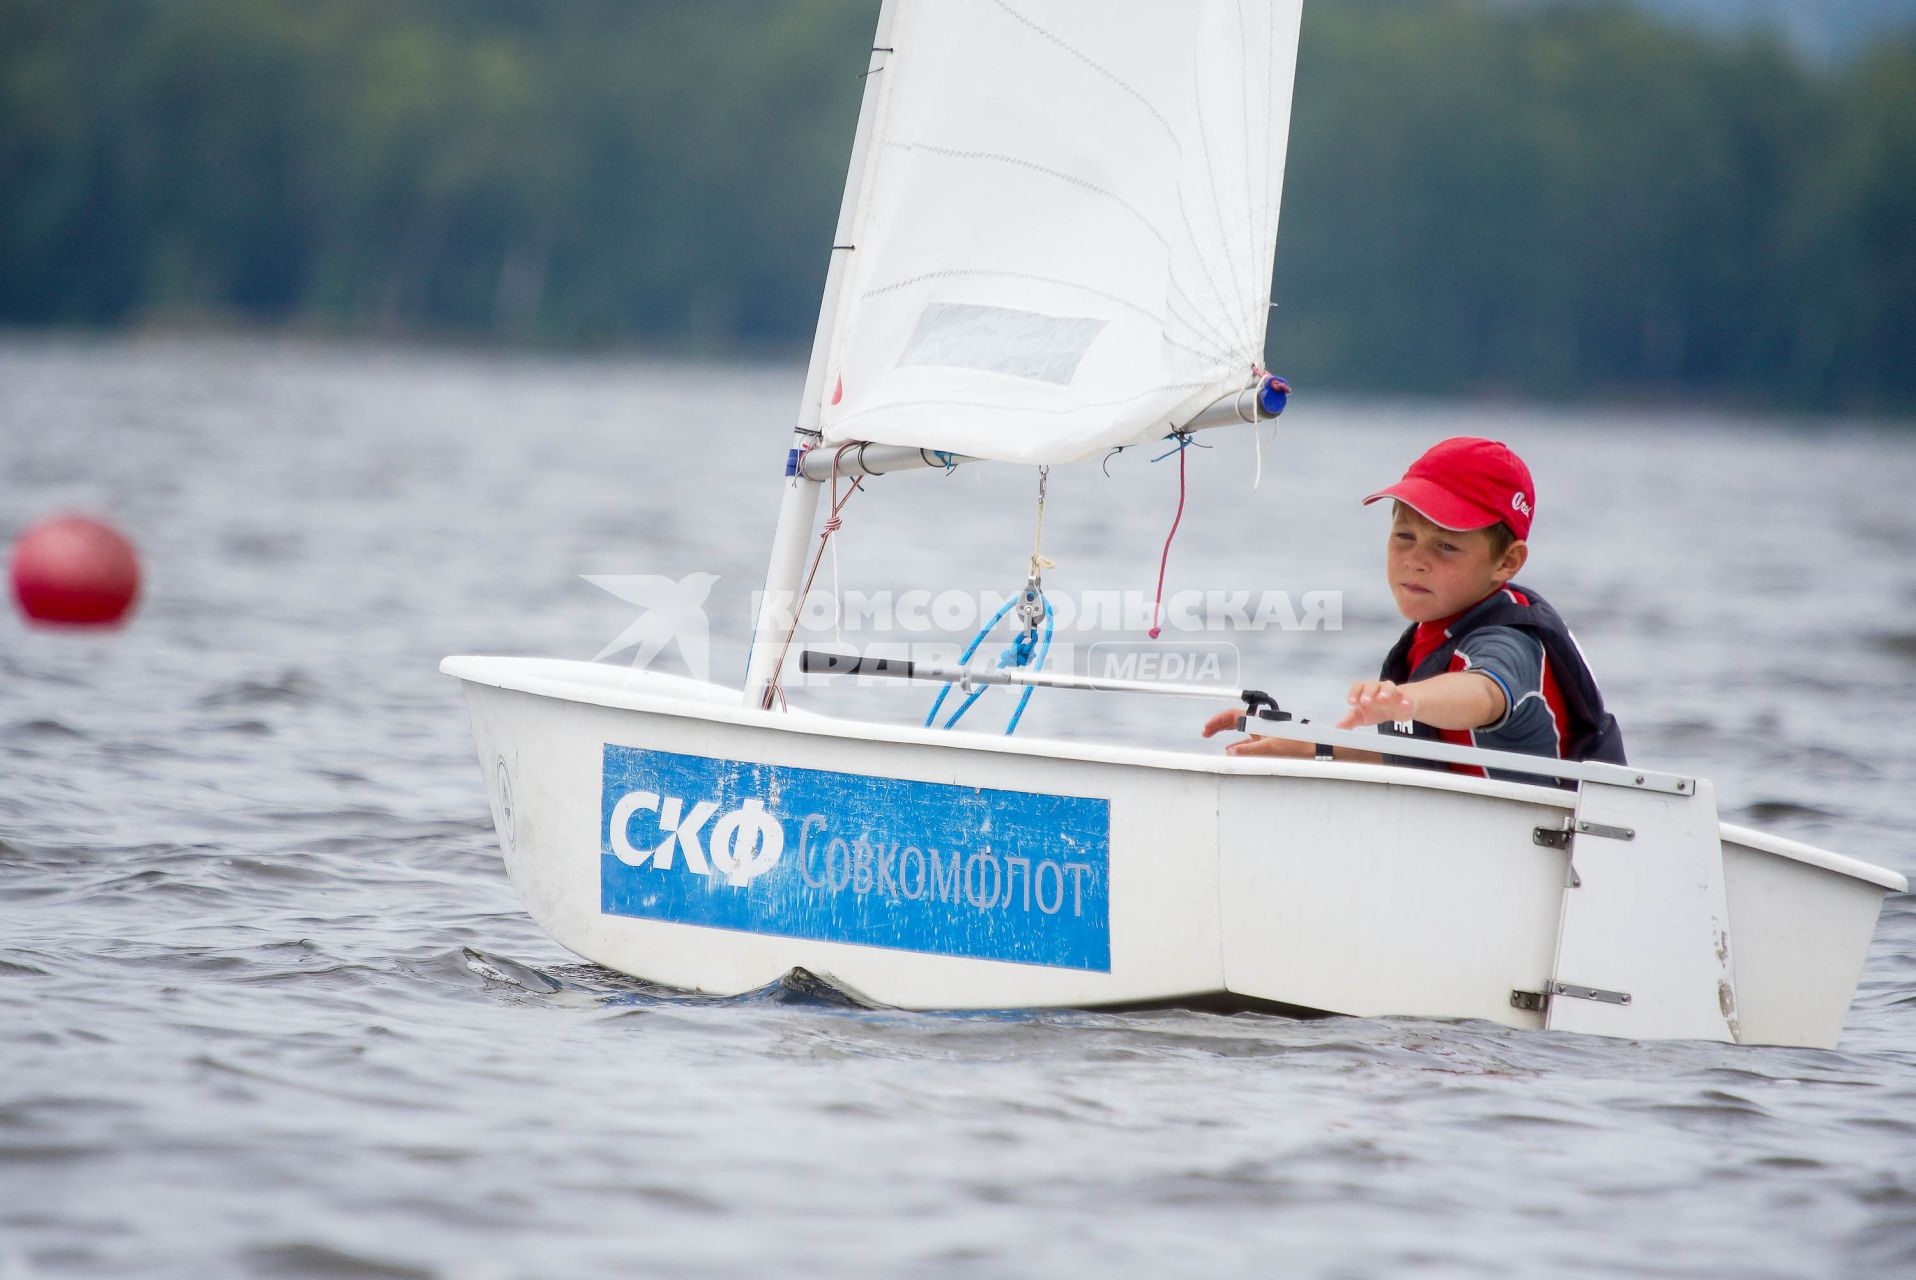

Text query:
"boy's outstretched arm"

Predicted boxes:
[[1199, 671, 1504, 758], [1336, 672, 1506, 731]]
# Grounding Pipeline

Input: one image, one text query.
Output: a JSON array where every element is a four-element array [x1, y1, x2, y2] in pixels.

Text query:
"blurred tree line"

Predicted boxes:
[[1, 0, 1911, 410]]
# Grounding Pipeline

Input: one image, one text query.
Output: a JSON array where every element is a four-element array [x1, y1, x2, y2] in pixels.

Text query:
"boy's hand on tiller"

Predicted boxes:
[[1200, 706, 1311, 757], [1337, 680, 1415, 729]]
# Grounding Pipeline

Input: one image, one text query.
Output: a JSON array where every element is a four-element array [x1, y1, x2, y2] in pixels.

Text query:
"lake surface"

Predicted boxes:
[[3, 335, 1913, 1278]]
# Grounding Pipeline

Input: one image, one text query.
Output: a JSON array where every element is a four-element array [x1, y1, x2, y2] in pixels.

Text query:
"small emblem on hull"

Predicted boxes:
[[494, 757, 516, 853]]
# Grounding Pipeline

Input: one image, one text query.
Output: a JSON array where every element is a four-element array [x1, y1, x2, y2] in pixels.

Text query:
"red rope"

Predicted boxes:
[[765, 446, 862, 710], [1146, 442, 1188, 639]]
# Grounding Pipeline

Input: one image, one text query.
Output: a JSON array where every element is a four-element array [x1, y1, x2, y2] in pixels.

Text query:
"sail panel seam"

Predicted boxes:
[[990, 0, 1183, 155], [878, 141, 1177, 257]]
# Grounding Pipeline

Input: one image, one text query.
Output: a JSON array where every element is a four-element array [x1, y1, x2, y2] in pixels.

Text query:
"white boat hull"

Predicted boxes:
[[444, 657, 1902, 1049]]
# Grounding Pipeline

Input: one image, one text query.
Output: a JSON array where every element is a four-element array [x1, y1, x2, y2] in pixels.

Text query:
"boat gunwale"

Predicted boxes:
[[1719, 822, 1906, 892]]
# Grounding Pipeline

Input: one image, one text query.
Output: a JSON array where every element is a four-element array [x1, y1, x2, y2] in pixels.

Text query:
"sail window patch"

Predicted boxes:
[[896, 302, 1107, 385]]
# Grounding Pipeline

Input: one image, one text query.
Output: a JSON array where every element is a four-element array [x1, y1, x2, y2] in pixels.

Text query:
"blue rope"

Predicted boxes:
[[923, 595, 1016, 729], [1151, 433, 1211, 463], [924, 596, 1055, 735], [1002, 606, 1054, 734]]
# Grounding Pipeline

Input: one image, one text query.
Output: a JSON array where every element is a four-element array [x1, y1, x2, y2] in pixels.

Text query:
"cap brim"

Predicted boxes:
[[1361, 478, 1497, 531]]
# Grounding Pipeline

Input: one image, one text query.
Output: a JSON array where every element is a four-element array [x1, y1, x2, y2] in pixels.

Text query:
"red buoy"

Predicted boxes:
[[9, 515, 142, 627]]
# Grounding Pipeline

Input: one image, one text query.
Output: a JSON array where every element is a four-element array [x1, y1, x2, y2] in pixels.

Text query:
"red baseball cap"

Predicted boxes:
[[1363, 437, 1535, 540]]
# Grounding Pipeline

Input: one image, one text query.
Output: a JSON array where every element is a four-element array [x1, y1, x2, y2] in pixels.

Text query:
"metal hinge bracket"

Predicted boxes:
[[1533, 824, 1571, 850], [1535, 817, 1635, 847], [1534, 818, 1633, 888], [1533, 820, 1582, 886], [1512, 982, 1632, 1013]]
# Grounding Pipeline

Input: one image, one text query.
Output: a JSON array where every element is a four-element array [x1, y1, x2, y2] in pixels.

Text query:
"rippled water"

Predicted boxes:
[[3, 336, 1914, 1278]]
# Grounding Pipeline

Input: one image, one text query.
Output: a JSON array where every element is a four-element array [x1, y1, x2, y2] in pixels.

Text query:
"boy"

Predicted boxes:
[[1202, 437, 1624, 781]]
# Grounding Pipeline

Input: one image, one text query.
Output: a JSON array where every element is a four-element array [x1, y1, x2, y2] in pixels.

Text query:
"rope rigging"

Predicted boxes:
[[771, 373, 1289, 722], [765, 444, 863, 711], [926, 465, 1056, 735]]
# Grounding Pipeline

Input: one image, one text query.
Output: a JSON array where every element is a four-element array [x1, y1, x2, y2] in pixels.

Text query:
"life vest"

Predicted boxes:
[[1376, 583, 1627, 771]]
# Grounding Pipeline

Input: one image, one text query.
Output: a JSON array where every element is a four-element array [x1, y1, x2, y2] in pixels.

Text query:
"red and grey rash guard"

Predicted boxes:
[[1378, 584, 1626, 784]]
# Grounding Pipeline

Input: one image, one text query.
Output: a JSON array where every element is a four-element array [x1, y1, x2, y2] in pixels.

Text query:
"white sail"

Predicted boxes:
[[816, 0, 1303, 466]]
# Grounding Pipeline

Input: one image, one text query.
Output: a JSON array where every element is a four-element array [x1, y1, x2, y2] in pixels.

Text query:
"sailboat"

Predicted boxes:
[[442, 0, 1903, 1048]]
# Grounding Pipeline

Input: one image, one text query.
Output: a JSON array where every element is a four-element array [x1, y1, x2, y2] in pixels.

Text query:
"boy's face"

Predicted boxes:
[[1386, 504, 1527, 623]]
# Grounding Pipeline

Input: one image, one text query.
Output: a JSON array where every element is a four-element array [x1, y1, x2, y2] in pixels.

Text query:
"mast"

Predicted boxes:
[[743, 0, 901, 709]]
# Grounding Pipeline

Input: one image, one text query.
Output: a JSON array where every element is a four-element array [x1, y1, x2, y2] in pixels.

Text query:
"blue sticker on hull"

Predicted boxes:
[[599, 745, 1111, 972]]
